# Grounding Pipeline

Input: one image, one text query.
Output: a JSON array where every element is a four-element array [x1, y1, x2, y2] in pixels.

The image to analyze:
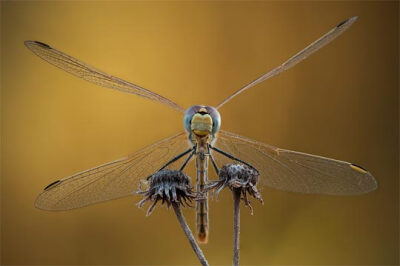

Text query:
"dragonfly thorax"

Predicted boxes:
[[184, 105, 221, 142]]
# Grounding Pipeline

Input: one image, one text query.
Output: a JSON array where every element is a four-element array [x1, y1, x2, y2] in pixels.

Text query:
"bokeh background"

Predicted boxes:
[[1, 1, 398, 265]]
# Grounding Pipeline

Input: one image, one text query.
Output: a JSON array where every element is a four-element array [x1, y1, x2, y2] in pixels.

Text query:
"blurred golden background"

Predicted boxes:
[[1, 1, 398, 265]]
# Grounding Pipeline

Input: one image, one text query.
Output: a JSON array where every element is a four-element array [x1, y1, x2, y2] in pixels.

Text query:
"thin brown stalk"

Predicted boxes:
[[233, 189, 241, 266], [172, 202, 209, 266]]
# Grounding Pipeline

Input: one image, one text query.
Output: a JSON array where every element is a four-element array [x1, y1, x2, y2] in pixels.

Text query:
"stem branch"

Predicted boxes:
[[172, 203, 209, 266], [233, 189, 241, 266]]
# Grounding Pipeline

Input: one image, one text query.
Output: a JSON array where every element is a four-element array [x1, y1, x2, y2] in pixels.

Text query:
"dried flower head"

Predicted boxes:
[[207, 164, 263, 214], [137, 170, 200, 216]]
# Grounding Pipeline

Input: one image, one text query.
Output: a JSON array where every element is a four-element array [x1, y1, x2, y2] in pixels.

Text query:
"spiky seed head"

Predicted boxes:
[[206, 164, 263, 214], [136, 170, 199, 216]]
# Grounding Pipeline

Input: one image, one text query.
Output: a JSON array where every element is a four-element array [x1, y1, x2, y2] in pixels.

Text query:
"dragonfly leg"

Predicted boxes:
[[146, 147, 195, 180], [158, 146, 195, 171], [208, 145, 256, 170], [207, 144, 219, 176], [179, 147, 197, 171]]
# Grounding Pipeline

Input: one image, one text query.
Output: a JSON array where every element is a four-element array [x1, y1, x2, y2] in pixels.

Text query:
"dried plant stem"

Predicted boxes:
[[233, 189, 241, 266], [172, 202, 209, 266]]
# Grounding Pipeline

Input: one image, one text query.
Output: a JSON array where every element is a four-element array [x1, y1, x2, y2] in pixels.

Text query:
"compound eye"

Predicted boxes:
[[184, 105, 201, 117], [205, 106, 221, 134], [183, 105, 202, 133]]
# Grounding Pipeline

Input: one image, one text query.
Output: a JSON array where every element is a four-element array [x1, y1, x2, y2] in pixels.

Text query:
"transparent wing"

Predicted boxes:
[[36, 132, 190, 211], [212, 130, 377, 195], [24, 41, 185, 113], [216, 17, 358, 109]]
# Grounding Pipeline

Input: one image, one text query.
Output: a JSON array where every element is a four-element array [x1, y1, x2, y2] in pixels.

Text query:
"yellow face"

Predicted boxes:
[[184, 105, 221, 141], [190, 107, 213, 137]]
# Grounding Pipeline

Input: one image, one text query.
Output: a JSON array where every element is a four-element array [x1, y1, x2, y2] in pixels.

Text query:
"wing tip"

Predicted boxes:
[[24, 40, 51, 49], [34, 194, 52, 211], [43, 179, 61, 191], [34, 192, 70, 212], [348, 163, 378, 194], [349, 163, 368, 174], [34, 179, 63, 211], [357, 180, 378, 195], [365, 170, 378, 192], [336, 16, 358, 28]]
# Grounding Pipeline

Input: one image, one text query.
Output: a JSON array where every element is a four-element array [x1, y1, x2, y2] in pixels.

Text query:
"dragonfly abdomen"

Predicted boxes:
[[196, 197, 208, 243], [196, 139, 209, 243]]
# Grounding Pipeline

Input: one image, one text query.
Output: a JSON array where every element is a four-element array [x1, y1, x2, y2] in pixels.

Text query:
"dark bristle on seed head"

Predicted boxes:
[[136, 170, 201, 216]]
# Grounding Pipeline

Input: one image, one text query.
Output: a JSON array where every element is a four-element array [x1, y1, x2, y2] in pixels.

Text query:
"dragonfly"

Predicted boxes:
[[25, 16, 377, 243]]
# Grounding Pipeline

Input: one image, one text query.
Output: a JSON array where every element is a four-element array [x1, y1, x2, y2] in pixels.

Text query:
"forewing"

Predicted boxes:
[[216, 17, 358, 109], [213, 130, 377, 195], [24, 41, 185, 113], [36, 132, 189, 211]]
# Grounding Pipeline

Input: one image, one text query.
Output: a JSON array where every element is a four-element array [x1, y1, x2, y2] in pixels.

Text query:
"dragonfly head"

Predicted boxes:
[[184, 105, 221, 138]]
